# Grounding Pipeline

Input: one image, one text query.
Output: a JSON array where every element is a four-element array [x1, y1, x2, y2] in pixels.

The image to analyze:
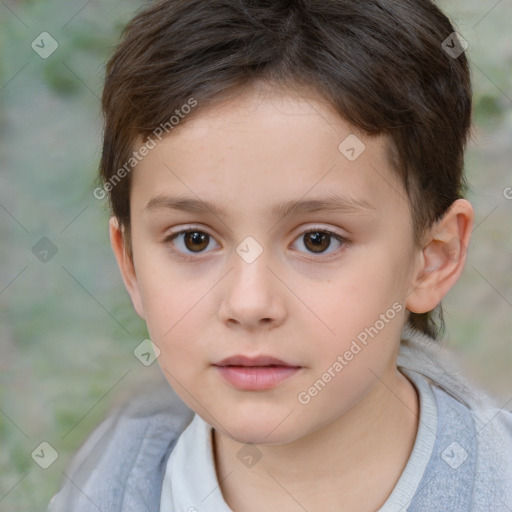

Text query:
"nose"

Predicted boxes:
[[218, 250, 286, 331]]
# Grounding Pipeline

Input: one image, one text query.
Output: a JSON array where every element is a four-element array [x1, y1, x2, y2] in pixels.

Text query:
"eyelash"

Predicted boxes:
[[163, 225, 349, 262]]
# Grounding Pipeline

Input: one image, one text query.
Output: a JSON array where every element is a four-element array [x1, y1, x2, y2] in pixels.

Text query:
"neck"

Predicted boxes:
[[212, 365, 419, 512]]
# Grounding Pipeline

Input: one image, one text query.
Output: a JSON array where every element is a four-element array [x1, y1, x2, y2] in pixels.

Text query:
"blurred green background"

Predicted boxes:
[[0, 0, 511, 509]]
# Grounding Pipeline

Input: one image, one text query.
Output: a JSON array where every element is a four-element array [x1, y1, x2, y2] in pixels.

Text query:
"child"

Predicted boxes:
[[49, 0, 512, 510]]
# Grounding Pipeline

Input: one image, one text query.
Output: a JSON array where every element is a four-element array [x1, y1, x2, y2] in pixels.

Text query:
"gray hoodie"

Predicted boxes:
[[48, 337, 512, 511]]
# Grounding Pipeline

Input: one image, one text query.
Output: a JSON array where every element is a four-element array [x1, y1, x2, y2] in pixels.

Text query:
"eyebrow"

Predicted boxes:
[[144, 193, 376, 219]]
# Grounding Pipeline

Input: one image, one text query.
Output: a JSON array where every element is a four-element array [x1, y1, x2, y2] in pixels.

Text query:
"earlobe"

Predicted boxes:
[[108, 216, 146, 319], [406, 199, 474, 314]]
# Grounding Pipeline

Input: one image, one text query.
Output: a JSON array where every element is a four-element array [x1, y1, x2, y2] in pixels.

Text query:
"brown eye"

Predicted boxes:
[[165, 228, 219, 258], [183, 231, 209, 252], [303, 231, 332, 253], [292, 228, 347, 257]]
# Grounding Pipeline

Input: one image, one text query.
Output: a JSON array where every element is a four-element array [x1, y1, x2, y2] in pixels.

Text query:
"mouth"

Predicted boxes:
[[213, 354, 302, 390]]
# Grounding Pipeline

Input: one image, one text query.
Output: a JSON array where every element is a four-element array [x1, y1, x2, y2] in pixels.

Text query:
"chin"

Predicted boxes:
[[216, 414, 303, 446]]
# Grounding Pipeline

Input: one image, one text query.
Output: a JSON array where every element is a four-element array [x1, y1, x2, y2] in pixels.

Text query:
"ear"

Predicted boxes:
[[406, 199, 474, 314], [109, 216, 146, 319]]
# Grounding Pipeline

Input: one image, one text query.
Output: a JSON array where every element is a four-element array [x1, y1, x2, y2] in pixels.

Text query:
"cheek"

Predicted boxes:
[[134, 261, 197, 350], [296, 301, 406, 419], [312, 262, 404, 332], [132, 237, 193, 325], [134, 266, 215, 378], [302, 254, 409, 371]]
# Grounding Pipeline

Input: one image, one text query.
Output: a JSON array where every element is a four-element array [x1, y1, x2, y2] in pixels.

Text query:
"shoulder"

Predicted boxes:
[[427, 380, 512, 510], [398, 339, 512, 510], [467, 398, 512, 509], [48, 380, 194, 512]]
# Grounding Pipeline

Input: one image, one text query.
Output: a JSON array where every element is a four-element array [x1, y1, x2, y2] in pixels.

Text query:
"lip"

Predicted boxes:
[[213, 354, 302, 390], [214, 354, 298, 367]]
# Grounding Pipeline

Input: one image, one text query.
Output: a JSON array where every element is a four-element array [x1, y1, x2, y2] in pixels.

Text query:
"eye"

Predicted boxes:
[[164, 226, 348, 261], [291, 228, 348, 257], [164, 226, 219, 259]]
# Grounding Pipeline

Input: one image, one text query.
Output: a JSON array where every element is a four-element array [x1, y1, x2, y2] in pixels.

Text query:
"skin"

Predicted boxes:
[[110, 82, 473, 511]]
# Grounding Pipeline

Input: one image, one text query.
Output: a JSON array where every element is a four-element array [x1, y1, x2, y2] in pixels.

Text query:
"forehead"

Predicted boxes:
[[130, 85, 408, 221]]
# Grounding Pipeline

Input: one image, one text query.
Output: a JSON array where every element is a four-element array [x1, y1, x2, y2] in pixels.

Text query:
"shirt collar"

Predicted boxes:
[[160, 411, 234, 511]]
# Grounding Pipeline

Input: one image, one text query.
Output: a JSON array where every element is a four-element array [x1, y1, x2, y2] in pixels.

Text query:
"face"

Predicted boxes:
[[118, 84, 421, 445]]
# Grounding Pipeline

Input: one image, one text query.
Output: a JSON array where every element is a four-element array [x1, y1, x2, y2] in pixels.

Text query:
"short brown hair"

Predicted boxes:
[[99, 0, 472, 339]]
